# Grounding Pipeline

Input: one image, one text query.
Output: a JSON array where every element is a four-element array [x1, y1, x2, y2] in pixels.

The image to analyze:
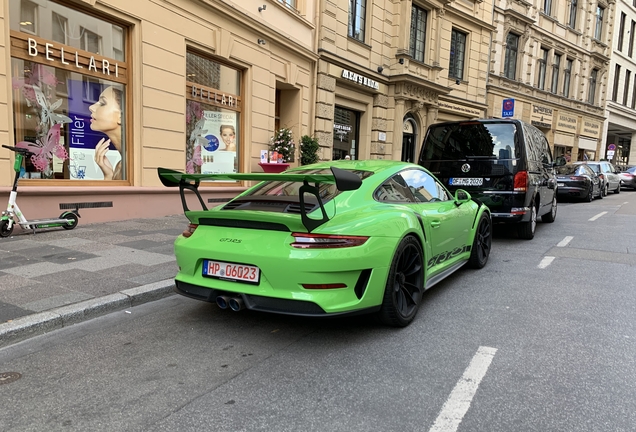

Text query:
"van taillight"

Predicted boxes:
[[513, 171, 528, 192]]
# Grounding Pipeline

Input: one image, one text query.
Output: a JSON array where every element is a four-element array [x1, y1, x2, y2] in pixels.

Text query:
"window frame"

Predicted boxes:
[[504, 33, 519, 80], [594, 6, 604, 41], [409, 5, 427, 63], [588, 69, 598, 104], [568, 0, 577, 28], [629, 21, 635, 58], [623, 70, 631, 105], [612, 64, 621, 102], [563, 58, 573, 98], [618, 12, 626, 52], [537, 48, 548, 90], [551, 53, 561, 94], [348, 0, 367, 43], [449, 29, 467, 80], [543, 0, 552, 16]]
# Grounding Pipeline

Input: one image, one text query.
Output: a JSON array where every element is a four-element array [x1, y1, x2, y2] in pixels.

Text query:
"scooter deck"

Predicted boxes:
[[18, 218, 73, 228]]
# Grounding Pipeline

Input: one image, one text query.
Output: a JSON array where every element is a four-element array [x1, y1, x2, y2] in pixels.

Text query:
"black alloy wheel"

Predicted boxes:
[[468, 213, 492, 268], [586, 186, 594, 202], [378, 236, 424, 327], [0, 219, 13, 237]]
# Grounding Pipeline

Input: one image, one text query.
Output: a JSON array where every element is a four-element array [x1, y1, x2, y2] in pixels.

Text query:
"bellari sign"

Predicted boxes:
[[26, 38, 121, 78]]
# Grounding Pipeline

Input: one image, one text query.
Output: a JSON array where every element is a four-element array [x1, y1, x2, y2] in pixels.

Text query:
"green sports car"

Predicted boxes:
[[158, 160, 491, 327]]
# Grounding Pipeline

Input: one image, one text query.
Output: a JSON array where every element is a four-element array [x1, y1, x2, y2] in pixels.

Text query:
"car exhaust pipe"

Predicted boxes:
[[228, 297, 245, 312], [216, 295, 230, 310]]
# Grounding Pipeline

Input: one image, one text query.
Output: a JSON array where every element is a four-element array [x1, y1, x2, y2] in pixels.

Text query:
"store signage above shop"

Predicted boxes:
[[581, 119, 601, 139], [187, 82, 240, 110], [438, 100, 481, 117], [531, 104, 553, 129], [341, 69, 379, 90], [556, 113, 578, 133], [10, 31, 126, 83]]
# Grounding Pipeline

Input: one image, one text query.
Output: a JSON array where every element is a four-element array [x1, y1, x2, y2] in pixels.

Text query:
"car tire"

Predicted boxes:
[[603, 184, 609, 197], [468, 213, 492, 269], [517, 202, 537, 240], [378, 236, 424, 327], [542, 195, 557, 223], [597, 183, 603, 199], [0, 220, 13, 238], [586, 186, 594, 202], [615, 183, 621, 194]]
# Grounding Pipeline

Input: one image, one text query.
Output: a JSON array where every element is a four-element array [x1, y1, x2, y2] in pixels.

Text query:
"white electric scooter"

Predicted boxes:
[[1, 144, 79, 237]]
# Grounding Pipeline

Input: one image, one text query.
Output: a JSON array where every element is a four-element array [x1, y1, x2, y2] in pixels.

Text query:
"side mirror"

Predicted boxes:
[[454, 189, 471, 205]]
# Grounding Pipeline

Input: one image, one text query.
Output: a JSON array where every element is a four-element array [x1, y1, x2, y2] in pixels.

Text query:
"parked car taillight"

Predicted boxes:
[[513, 170, 528, 192], [569, 176, 586, 181], [291, 233, 369, 248], [182, 223, 198, 238]]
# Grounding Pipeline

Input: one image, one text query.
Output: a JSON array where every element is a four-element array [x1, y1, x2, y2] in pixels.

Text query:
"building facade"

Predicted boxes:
[[487, 0, 612, 163], [313, 0, 494, 164], [602, 0, 636, 166], [1, 0, 317, 223]]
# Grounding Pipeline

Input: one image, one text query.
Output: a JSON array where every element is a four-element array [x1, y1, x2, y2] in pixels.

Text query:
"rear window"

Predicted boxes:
[[556, 165, 579, 175], [246, 169, 373, 201], [420, 122, 519, 161]]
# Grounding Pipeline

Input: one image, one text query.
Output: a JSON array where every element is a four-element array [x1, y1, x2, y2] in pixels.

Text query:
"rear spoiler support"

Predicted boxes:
[[157, 166, 361, 232]]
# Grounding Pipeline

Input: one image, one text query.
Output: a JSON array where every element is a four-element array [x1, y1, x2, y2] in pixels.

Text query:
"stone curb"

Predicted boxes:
[[0, 279, 175, 349]]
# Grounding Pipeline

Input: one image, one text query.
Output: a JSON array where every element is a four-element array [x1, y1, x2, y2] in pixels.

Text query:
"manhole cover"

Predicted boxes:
[[0, 372, 22, 385]]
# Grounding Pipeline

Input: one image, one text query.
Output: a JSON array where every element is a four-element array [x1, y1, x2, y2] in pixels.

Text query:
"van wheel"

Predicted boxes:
[[517, 203, 536, 240], [542, 195, 557, 223]]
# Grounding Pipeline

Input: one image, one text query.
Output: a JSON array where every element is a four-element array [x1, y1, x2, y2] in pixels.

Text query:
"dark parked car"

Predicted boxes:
[[574, 161, 621, 196], [555, 164, 602, 201], [618, 166, 636, 190], [418, 118, 558, 240]]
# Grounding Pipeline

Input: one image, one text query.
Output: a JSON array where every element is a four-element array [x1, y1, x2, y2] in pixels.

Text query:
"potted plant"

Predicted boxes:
[[268, 128, 296, 163], [299, 135, 320, 165]]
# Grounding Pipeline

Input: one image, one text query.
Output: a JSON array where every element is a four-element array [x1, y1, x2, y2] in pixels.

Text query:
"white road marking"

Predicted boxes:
[[429, 346, 498, 432], [557, 236, 573, 247], [589, 211, 607, 221], [538, 256, 555, 269]]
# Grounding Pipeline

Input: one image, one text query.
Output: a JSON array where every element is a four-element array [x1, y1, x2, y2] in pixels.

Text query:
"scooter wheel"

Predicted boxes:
[[61, 212, 79, 230], [0, 219, 14, 237]]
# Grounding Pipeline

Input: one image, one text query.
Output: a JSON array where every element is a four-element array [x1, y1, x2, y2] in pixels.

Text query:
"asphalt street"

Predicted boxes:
[[0, 190, 635, 431]]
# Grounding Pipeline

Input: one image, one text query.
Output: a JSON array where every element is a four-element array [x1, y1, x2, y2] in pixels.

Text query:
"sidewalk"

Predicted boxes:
[[0, 214, 187, 348]]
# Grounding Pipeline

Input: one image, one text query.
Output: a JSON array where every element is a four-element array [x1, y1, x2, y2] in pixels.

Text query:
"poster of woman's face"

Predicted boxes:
[[68, 81, 124, 180], [198, 110, 237, 175]]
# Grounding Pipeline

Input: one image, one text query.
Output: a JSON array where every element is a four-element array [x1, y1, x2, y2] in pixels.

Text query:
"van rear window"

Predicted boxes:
[[421, 122, 519, 161]]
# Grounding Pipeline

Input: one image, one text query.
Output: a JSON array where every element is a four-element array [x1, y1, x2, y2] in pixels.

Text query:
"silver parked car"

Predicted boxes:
[[618, 166, 636, 190], [574, 161, 621, 196]]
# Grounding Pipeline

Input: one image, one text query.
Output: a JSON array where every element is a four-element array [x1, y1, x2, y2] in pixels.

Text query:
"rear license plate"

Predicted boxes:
[[557, 183, 565, 187], [449, 177, 484, 186], [202, 259, 260, 284]]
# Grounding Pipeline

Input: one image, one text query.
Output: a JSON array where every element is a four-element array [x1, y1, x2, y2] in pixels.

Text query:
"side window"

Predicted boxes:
[[602, 163, 611, 173], [376, 174, 415, 203], [541, 136, 553, 165], [401, 169, 451, 202]]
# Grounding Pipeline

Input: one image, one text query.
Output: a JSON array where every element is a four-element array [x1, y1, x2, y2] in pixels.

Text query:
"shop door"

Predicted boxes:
[[401, 133, 415, 162]]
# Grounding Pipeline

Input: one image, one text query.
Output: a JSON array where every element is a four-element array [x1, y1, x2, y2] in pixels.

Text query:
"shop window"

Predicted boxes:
[[409, 6, 427, 63], [333, 107, 359, 160], [10, 0, 128, 181], [185, 51, 241, 176]]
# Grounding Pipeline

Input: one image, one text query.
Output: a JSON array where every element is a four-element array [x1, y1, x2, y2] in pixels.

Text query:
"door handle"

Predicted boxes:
[[431, 221, 441, 228]]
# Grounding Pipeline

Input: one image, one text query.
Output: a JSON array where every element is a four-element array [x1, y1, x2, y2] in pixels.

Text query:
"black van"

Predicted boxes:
[[417, 119, 558, 240]]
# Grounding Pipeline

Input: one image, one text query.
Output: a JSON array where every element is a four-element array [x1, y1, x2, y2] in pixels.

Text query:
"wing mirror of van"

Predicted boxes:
[[454, 189, 471, 205]]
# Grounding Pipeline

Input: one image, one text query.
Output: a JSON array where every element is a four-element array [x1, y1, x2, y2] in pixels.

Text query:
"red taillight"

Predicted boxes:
[[569, 176, 585, 181], [302, 283, 347, 289], [182, 223, 198, 238], [291, 232, 369, 249], [513, 170, 528, 192]]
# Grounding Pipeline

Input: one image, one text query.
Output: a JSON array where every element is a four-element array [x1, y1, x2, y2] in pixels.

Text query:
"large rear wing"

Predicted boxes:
[[157, 167, 362, 232]]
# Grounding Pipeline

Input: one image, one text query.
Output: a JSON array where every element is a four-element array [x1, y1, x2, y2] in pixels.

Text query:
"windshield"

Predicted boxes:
[[245, 169, 374, 200], [421, 122, 518, 161]]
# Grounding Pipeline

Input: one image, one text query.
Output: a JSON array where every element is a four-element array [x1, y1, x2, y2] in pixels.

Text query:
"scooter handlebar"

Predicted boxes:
[[2, 144, 35, 156]]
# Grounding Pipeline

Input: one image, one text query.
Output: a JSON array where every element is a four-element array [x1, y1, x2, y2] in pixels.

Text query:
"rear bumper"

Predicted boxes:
[[557, 187, 587, 198], [174, 280, 381, 317]]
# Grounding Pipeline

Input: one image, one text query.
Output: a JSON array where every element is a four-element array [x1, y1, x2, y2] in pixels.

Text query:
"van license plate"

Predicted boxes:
[[449, 177, 483, 186]]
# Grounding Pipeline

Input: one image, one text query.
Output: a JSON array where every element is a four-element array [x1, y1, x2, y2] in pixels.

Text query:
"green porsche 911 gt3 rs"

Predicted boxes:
[[158, 160, 491, 327]]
